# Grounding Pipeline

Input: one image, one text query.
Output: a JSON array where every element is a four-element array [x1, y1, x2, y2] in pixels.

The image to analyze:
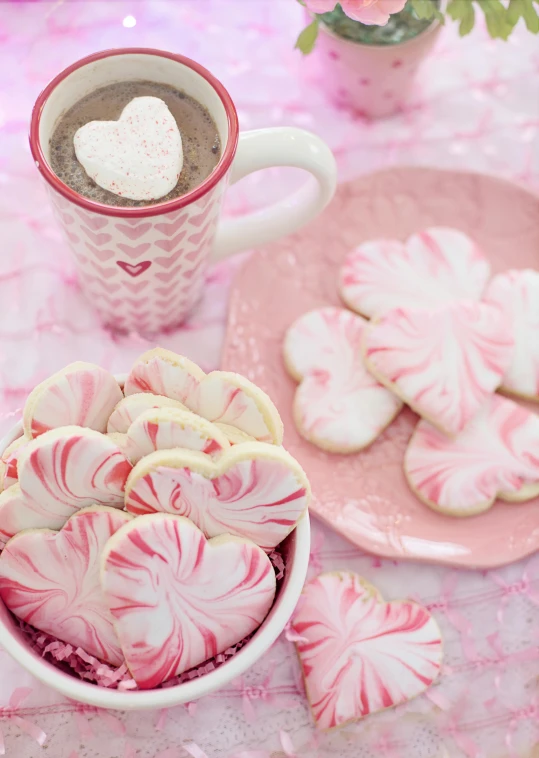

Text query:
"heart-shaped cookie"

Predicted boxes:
[[124, 443, 309, 550], [292, 572, 443, 730], [0, 427, 132, 542], [484, 269, 539, 401], [363, 301, 514, 436], [0, 435, 29, 492], [0, 507, 132, 665], [124, 348, 283, 444], [284, 307, 402, 453], [74, 96, 183, 201], [107, 393, 187, 433], [100, 514, 276, 688], [339, 227, 490, 318], [404, 394, 539, 516], [125, 407, 229, 463], [23, 362, 123, 438]]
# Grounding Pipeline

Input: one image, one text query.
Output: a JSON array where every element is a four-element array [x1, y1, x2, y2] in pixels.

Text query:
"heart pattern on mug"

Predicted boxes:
[[292, 572, 443, 730], [363, 300, 514, 436], [117, 242, 151, 260], [100, 514, 277, 688], [116, 261, 152, 278], [0, 507, 131, 665], [124, 443, 309, 550], [50, 179, 221, 332]]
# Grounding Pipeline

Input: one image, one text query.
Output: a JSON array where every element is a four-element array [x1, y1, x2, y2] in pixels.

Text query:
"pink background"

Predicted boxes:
[[0, 1, 539, 756]]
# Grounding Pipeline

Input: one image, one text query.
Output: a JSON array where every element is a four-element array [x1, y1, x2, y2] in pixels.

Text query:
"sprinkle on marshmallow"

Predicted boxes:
[[73, 96, 183, 201]]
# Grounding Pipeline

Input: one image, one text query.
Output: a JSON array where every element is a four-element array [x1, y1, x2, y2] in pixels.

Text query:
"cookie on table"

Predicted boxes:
[[124, 442, 310, 551], [363, 300, 514, 437], [291, 571, 443, 730], [124, 347, 284, 445], [484, 269, 539, 402], [339, 227, 490, 318], [23, 362, 123, 438], [404, 394, 539, 516], [100, 514, 276, 688], [283, 307, 402, 453], [0, 507, 132, 664]]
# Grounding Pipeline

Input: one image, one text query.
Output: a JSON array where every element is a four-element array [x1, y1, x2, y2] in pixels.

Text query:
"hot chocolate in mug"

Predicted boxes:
[[30, 48, 337, 333]]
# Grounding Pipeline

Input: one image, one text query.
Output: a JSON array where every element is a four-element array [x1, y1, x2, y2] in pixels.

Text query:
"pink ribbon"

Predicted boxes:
[[0, 688, 47, 756], [182, 741, 210, 758], [155, 708, 168, 731], [234, 665, 277, 722], [279, 730, 298, 758], [307, 529, 325, 574], [439, 696, 480, 758], [491, 559, 539, 622], [73, 708, 94, 740]]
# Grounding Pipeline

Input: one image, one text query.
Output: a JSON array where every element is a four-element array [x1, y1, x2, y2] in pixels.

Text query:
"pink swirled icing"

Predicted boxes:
[[125, 445, 309, 550], [292, 572, 443, 730], [284, 307, 402, 452], [190, 372, 283, 445], [0, 427, 132, 539], [101, 514, 276, 688], [124, 349, 283, 444], [23, 362, 123, 438], [107, 393, 187, 433], [125, 408, 229, 463], [364, 301, 514, 436], [0, 507, 131, 665], [0, 436, 28, 492], [484, 269, 539, 400], [404, 394, 539, 515], [339, 227, 490, 318], [124, 348, 204, 404]]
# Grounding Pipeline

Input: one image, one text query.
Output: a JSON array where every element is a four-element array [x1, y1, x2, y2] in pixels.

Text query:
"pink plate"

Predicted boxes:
[[222, 167, 539, 569]]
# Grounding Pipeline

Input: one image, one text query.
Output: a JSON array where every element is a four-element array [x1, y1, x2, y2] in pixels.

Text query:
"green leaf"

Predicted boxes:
[[507, 0, 525, 25], [295, 18, 320, 55], [459, 2, 476, 34], [447, 0, 475, 34], [410, 0, 436, 19], [478, 0, 514, 39], [507, 0, 539, 30], [522, 0, 539, 31], [411, 0, 444, 23]]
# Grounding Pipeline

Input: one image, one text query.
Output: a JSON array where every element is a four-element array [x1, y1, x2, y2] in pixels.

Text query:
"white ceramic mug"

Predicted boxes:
[[30, 48, 337, 333], [0, 412, 311, 709]]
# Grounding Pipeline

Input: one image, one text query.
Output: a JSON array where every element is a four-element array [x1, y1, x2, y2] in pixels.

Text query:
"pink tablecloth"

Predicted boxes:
[[0, 2, 539, 756]]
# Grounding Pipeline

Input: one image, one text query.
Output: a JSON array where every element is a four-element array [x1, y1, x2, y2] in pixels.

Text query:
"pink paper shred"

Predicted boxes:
[[16, 549, 286, 691]]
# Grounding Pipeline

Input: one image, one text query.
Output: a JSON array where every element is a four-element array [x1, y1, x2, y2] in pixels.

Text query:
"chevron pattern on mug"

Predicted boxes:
[[49, 181, 225, 333]]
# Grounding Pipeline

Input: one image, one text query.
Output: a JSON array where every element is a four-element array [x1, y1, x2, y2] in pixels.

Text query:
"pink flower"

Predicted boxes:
[[304, 0, 408, 26]]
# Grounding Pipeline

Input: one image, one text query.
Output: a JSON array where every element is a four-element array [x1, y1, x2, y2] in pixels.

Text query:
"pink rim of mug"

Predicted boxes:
[[29, 48, 240, 219]]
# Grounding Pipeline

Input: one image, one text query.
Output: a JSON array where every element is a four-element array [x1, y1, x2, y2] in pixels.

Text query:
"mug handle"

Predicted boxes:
[[212, 127, 337, 261]]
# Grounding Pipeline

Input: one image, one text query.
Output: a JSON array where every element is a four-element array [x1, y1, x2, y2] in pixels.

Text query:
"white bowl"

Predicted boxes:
[[0, 420, 310, 709]]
